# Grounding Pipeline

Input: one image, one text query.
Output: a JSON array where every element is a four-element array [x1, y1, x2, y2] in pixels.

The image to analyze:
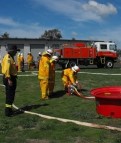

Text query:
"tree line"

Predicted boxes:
[[0, 29, 62, 40]]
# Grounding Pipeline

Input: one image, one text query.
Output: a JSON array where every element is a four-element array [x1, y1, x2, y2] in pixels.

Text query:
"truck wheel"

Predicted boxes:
[[105, 60, 114, 68]]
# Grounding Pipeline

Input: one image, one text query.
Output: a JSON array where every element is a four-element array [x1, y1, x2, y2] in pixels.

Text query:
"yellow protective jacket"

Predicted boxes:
[[62, 68, 77, 85], [27, 54, 33, 63], [38, 55, 50, 80], [1, 54, 17, 78], [20, 55, 24, 63], [17, 54, 21, 65]]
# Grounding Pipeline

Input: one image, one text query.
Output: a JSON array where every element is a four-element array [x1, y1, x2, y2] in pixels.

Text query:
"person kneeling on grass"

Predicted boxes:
[[61, 65, 86, 98], [61, 65, 82, 95]]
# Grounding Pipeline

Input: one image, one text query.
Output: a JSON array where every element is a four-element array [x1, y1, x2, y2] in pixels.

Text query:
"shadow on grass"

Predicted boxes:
[[81, 88, 89, 92], [50, 88, 89, 99], [13, 103, 48, 116], [49, 90, 66, 98]]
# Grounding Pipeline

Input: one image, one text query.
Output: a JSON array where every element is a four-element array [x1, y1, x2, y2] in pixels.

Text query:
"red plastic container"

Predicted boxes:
[[90, 86, 121, 118]]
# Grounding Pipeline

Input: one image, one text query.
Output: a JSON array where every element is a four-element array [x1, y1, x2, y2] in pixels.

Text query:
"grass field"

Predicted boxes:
[[0, 68, 121, 143]]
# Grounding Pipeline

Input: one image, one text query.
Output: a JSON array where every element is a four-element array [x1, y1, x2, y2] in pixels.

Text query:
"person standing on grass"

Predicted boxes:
[[61, 65, 80, 95], [20, 53, 24, 72], [48, 55, 59, 97], [27, 52, 33, 70], [17, 52, 21, 72], [38, 49, 53, 100], [37, 52, 42, 69], [1, 45, 20, 117]]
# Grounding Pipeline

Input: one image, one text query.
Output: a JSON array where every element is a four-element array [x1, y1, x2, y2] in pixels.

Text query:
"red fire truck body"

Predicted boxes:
[[55, 41, 118, 68]]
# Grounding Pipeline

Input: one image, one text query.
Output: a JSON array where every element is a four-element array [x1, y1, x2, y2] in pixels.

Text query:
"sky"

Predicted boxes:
[[0, 0, 121, 48]]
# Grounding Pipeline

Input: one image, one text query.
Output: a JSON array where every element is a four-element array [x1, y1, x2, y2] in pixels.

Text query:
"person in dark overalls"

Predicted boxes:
[[1, 45, 20, 117]]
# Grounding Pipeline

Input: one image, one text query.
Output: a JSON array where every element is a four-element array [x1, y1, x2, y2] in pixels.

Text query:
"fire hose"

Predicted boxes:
[[0, 81, 121, 132], [12, 104, 121, 132], [68, 85, 95, 100]]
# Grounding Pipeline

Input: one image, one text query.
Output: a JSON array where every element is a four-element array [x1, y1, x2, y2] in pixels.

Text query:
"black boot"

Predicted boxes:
[[5, 107, 13, 117]]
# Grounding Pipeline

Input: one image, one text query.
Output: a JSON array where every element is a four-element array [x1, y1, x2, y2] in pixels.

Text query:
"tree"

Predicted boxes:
[[41, 29, 62, 40], [72, 37, 76, 40], [1, 32, 9, 38], [117, 49, 121, 56]]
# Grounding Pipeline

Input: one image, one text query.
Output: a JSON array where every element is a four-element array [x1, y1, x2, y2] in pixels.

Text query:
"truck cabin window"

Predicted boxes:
[[109, 44, 117, 51], [100, 44, 107, 50]]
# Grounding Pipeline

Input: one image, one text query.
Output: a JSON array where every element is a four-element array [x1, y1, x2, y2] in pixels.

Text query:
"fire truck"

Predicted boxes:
[[54, 41, 118, 69]]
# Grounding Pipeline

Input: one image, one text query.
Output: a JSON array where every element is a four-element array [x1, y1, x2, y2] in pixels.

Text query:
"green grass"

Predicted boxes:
[[0, 68, 121, 143]]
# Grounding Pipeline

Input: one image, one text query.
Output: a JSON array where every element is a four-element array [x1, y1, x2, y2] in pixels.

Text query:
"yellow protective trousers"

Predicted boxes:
[[48, 79, 55, 96], [62, 78, 71, 91], [18, 61, 21, 71], [39, 79, 49, 99]]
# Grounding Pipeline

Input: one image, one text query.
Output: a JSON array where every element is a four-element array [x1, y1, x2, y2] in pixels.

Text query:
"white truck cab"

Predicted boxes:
[[94, 41, 117, 52]]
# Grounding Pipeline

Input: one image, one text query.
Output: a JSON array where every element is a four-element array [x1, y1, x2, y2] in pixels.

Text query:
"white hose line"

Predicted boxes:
[[79, 71, 121, 75], [0, 74, 36, 77], [18, 74, 36, 77], [32, 72, 38, 75], [1, 71, 121, 77], [56, 71, 121, 76], [85, 96, 95, 99], [20, 70, 121, 76], [0, 84, 5, 87], [0, 78, 121, 132], [12, 104, 121, 132]]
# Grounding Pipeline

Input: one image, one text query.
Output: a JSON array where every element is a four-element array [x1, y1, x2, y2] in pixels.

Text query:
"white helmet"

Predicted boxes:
[[46, 49, 53, 55], [72, 65, 80, 72], [52, 56, 59, 61], [38, 52, 41, 55], [21, 53, 23, 56]]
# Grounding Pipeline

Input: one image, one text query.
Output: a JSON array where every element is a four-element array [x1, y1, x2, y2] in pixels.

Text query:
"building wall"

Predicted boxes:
[[0, 38, 96, 63], [24, 44, 31, 63], [30, 44, 45, 62], [1, 45, 6, 59]]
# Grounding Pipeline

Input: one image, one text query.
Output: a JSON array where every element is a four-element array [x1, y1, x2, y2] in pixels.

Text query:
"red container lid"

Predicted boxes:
[[90, 86, 121, 99]]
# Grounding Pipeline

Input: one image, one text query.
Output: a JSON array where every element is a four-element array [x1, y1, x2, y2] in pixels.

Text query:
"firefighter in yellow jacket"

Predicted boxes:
[[17, 52, 21, 71], [38, 49, 53, 99], [27, 52, 33, 70], [20, 53, 24, 72], [48, 55, 59, 96], [62, 65, 80, 94], [1, 45, 20, 116], [37, 52, 42, 69]]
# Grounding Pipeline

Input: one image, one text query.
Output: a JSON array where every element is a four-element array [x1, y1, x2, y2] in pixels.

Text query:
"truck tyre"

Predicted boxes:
[[105, 60, 114, 68]]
